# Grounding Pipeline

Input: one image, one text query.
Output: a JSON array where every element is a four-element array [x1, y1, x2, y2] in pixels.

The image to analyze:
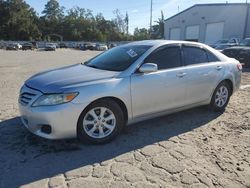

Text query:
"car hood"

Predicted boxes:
[[224, 46, 250, 51], [25, 64, 119, 93]]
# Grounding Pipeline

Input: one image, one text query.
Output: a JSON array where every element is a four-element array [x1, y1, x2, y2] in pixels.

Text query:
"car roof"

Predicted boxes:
[[123, 40, 207, 47], [121, 40, 229, 62]]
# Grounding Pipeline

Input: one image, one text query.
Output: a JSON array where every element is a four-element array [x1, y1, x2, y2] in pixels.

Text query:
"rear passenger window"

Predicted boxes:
[[145, 46, 182, 70], [183, 46, 208, 65], [206, 51, 220, 62]]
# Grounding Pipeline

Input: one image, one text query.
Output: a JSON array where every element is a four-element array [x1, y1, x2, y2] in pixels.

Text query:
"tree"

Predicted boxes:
[[0, 0, 9, 39], [112, 9, 126, 34], [41, 0, 64, 21], [151, 10, 165, 39], [125, 12, 129, 35], [0, 1, 135, 42], [133, 27, 150, 40], [40, 0, 65, 40], [0, 0, 41, 40]]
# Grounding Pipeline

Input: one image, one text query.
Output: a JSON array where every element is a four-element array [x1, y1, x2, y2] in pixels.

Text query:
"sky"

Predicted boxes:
[[25, 0, 247, 34]]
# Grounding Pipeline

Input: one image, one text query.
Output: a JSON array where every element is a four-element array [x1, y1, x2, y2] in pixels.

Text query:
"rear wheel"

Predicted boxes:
[[210, 81, 231, 111], [77, 99, 125, 144]]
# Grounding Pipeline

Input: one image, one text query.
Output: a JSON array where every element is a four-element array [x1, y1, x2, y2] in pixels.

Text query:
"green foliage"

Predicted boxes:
[[151, 10, 165, 39], [0, 0, 161, 41], [133, 27, 150, 41], [0, 0, 41, 40], [42, 0, 64, 21]]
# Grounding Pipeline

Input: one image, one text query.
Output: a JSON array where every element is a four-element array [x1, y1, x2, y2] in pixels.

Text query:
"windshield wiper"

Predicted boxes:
[[85, 64, 99, 69]]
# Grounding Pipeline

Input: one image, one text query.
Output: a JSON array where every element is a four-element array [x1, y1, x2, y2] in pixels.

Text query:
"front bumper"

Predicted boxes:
[[19, 85, 87, 139]]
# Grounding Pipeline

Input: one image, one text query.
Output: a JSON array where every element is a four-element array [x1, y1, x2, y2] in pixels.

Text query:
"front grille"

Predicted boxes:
[[19, 92, 36, 106]]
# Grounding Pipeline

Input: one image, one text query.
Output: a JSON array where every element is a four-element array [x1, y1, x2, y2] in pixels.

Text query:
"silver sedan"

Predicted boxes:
[[19, 40, 242, 144]]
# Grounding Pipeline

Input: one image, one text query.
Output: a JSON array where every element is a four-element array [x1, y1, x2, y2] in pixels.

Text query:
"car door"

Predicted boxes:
[[130, 45, 188, 118], [182, 45, 224, 104]]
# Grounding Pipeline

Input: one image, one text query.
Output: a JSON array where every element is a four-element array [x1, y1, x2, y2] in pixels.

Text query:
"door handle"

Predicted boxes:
[[176, 72, 187, 78], [215, 66, 222, 70]]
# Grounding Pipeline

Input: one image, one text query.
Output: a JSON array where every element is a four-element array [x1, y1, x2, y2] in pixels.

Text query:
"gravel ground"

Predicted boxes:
[[0, 49, 249, 188]]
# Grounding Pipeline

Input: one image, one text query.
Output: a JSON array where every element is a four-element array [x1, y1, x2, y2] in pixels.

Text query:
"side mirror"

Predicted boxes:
[[139, 63, 158, 73]]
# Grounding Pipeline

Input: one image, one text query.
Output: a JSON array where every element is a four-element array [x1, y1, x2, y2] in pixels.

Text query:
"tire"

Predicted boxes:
[[210, 81, 231, 111], [77, 99, 125, 144]]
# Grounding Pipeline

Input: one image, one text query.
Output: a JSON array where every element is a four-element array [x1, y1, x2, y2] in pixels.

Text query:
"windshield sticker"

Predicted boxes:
[[126, 49, 138, 58]]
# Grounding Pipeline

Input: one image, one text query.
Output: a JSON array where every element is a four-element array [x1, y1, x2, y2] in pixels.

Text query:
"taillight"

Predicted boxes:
[[237, 63, 242, 71]]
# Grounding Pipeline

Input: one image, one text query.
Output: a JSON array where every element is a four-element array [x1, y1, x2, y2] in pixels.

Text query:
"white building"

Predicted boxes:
[[164, 3, 250, 44]]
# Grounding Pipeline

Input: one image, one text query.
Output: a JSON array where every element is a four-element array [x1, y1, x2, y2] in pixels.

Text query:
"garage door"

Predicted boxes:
[[169, 28, 181, 40], [185, 25, 200, 42], [205, 22, 224, 44]]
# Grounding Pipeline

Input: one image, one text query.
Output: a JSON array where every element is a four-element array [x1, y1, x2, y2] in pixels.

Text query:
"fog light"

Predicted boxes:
[[41, 125, 52, 134], [23, 118, 28, 125]]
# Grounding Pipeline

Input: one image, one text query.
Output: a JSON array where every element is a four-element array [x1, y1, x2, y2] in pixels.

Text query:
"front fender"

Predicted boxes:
[[64, 77, 132, 120]]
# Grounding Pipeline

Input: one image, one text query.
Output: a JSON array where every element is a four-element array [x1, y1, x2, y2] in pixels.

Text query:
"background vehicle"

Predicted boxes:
[[59, 42, 67, 48], [0, 41, 7, 49], [19, 40, 241, 144], [78, 43, 86, 50], [95, 43, 108, 51], [222, 38, 250, 68], [55, 43, 59, 48], [84, 42, 96, 50], [45, 43, 56, 51], [22, 42, 35, 50], [13, 43, 22, 49], [108, 43, 117, 49], [211, 38, 240, 51], [6, 43, 18, 50], [213, 44, 233, 52]]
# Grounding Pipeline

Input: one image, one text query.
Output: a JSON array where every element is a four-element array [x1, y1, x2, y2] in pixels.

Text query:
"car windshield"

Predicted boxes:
[[85, 45, 152, 71], [239, 39, 250, 46]]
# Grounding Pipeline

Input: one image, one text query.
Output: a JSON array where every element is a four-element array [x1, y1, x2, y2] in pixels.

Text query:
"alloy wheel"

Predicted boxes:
[[215, 86, 229, 107], [83, 107, 116, 139]]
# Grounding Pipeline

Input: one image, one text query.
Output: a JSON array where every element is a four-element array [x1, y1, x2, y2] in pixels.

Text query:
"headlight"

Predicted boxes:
[[32, 93, 78, 107]]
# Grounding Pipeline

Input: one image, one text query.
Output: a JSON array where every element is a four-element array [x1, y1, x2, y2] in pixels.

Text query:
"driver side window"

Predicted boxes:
[[145, 46, 182, 70]]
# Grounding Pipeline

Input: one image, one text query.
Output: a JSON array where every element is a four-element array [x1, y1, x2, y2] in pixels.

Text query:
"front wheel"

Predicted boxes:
[[210, 81, 231, 111], [77, 99, 125, 144]]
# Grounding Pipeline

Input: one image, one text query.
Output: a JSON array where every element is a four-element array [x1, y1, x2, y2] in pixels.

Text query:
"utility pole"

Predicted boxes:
[[150, 0, 153, 33]]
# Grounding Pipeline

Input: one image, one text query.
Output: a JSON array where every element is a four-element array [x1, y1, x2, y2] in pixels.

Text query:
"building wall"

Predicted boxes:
[[244, 5, 250, 38], [164, 4, 249, 43]]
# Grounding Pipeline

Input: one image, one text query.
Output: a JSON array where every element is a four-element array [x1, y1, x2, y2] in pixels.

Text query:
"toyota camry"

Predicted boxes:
[[19, 40, 242, 144]]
